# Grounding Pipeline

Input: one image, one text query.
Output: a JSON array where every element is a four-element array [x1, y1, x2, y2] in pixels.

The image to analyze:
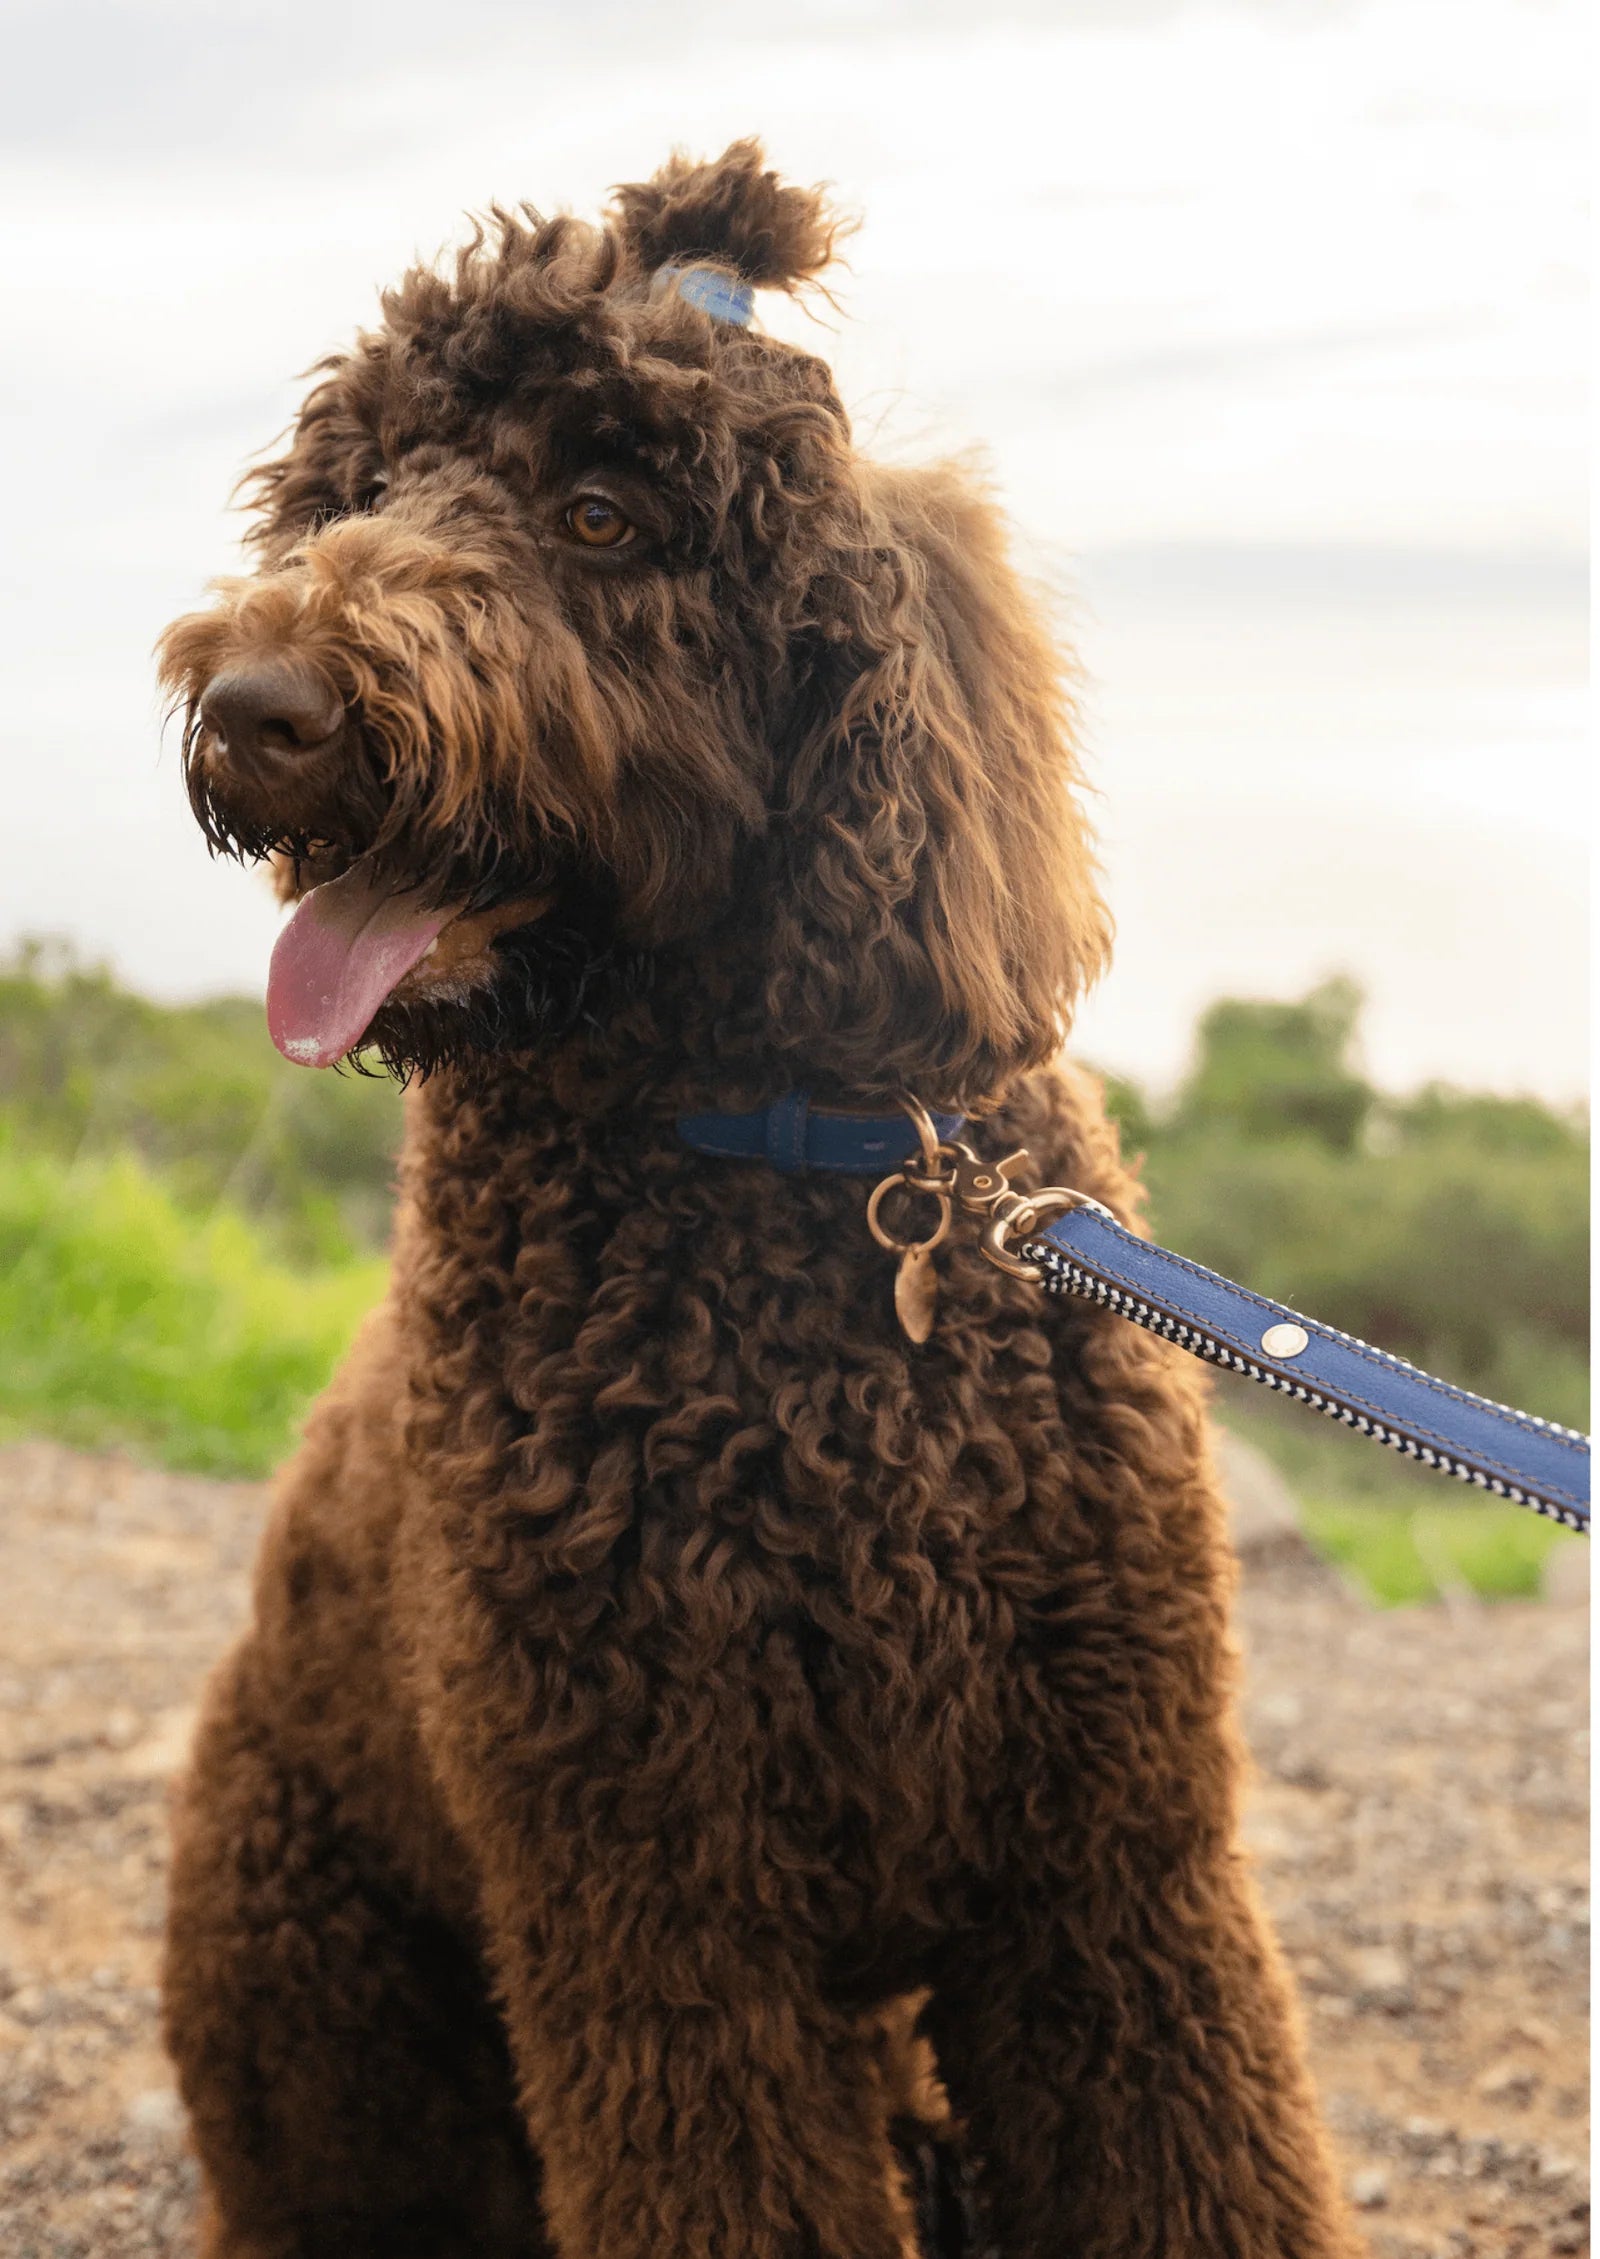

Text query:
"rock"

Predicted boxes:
[[99, 1708, 140, 1752], [1542, 1540, 1588, 1607], [123, 2086, 185, 2153], [1349, 1944, 1413, 2011], [1276, 1750, 1333, 1792], [1478, 2058, 1539, 2105], [1241, 1813, 1296, 1865], [1537, 2148, 1582, 2184], [1349, 2165, 1390, 2209], [1351, 1945, 1407, 1991], [119, 1703, 197, 1781], [1212, 1427, 1305, 1554]]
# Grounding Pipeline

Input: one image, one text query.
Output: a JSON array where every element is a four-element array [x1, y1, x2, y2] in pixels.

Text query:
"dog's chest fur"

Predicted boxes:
[[338, 1057, 1225, 1971]]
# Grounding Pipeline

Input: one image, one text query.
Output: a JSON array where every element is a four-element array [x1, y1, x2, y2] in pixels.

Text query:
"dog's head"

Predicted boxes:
[[158, 140, 1108, 1109]]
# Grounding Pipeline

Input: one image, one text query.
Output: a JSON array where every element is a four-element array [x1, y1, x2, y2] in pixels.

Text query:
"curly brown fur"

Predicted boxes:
[[608, 137, 849, 292], [157, 143, 1359, 2259]]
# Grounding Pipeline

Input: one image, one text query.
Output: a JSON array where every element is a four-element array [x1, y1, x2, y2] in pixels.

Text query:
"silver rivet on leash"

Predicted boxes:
[[1260, 1323, 1310, 1359]]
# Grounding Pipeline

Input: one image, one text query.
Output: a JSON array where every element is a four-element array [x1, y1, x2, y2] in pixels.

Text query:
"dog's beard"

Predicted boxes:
[[353, 913, 650, 1082]]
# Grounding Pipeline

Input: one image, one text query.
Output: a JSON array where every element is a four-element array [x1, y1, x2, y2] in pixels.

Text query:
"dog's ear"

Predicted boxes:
[[608, 139, 842, 292], [760, 463, 1111, 1113]]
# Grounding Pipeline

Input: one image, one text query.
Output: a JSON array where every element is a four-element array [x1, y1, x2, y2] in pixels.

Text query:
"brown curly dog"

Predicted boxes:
[[156, 141, 1358, 2259]]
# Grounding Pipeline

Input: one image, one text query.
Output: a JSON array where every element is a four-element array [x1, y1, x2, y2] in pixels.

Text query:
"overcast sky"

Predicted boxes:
[[2, 0, 1586, 1098]]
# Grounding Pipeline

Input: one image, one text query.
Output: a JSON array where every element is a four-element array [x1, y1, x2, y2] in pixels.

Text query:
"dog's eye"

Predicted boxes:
[[564, 495, 635, 549], [355, 471, 389, 513]]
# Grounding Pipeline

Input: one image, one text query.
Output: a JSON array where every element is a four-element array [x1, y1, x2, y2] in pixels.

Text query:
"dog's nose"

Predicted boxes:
[[200, 655, 345, 767]]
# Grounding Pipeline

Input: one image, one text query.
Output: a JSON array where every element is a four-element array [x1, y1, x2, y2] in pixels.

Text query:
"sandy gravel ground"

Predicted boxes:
[[0, 1439, 1587, 2258]]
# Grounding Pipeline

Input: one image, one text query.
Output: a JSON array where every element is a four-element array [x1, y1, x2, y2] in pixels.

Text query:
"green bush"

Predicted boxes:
[[1301, 1493, 1581, 1607], [1142, 1134, 1588, 1428], [1125, 978, 1589, 1431], [0, 938, 401, 1260], [1170, 976, 1373, 1153], [0, 1128, 385, 1477]]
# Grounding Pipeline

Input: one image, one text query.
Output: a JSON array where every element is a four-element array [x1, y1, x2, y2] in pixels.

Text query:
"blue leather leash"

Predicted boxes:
[[677, 1094, 1590, 1534], [1022, 1207, 1588, 1532]]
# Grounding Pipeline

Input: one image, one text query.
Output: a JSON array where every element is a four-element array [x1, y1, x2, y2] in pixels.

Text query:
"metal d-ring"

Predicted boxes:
[[895, 1092, 949, 1181], [866, 1172, 954, 1258]]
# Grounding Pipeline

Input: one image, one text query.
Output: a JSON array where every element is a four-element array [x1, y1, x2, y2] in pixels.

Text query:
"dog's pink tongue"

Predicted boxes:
[[267, 862, 449, 1067]]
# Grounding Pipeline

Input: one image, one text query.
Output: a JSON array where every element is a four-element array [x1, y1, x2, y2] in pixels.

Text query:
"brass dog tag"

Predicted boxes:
[[895, 1245, 939, 1343]]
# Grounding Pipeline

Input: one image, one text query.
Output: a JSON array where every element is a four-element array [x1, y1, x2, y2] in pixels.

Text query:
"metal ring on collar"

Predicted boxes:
[[866, 1174, 953, 1258]]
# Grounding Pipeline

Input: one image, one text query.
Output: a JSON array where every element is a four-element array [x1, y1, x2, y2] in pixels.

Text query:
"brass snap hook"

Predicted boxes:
[[870, 1095, 1115, 1337], [981, 1187, 1118, 1281]]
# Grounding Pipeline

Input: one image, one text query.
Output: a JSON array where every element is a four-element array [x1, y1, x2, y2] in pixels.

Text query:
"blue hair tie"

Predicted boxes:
[[652, 263, 754, 328]]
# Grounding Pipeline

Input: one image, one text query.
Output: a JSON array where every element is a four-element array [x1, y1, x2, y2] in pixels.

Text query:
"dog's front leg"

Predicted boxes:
[[482, 1896, 919, 2259], [924, 1856, 1361, 2259]]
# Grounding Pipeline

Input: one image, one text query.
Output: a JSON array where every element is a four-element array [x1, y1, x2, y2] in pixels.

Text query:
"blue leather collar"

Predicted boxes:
[[677, 1093, 965, 1177]]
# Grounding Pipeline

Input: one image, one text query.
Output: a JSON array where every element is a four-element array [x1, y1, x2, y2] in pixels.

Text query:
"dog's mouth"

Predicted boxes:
[[267, 855, 553, 1067]]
